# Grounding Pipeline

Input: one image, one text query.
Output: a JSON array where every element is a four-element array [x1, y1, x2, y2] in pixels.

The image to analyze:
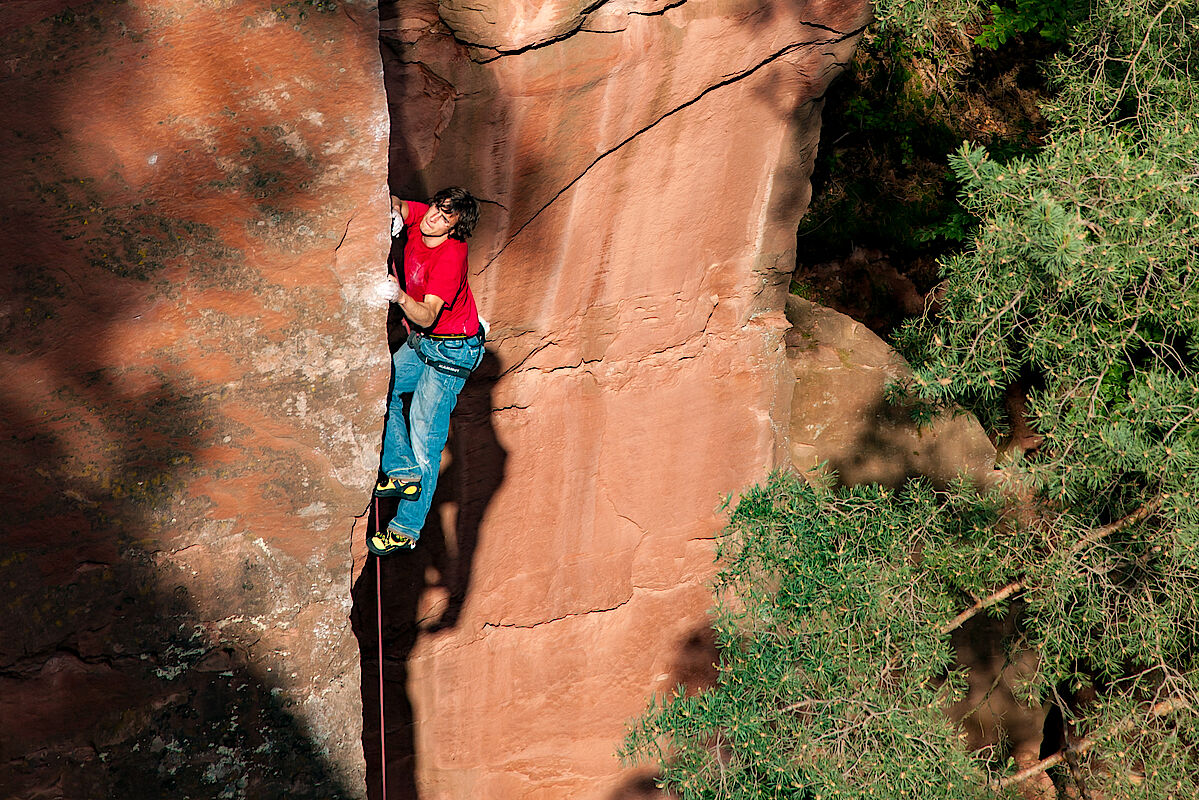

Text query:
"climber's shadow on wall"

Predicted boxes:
[[351, 347, 506, 800]]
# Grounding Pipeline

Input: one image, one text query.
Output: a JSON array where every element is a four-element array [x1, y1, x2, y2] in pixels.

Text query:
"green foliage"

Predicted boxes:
[[622, 474, 1000, 800], [974, 0, 1089, 49], [872, 0, 1087, 49], [794, 17, 1051, 333], [625, 471, 1199, 797], [870, 0, 987, 45], [796, 29, 975, 263], [912, 205, 976, 246], [896, 0, 1199, 515], [892, 12, 1199, 786], [626, 465, 1199, 796]]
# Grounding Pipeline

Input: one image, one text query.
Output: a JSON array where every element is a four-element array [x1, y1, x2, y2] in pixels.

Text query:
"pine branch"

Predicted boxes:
[[996, 697, 1191, 790], [939, 580, 1024, 635], [963, 289, 1027, 364], [939, 496, 1164, 635], [1109, 1, 1179, 127], [1064, 494, 1164, 557]]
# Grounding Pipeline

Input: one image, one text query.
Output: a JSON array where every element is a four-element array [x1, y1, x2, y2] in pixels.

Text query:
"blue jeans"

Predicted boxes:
[[381, 333, 483, 541]]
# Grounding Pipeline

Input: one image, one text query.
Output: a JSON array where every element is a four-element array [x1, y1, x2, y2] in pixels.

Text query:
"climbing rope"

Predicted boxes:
[[375, 496, 388, 800]]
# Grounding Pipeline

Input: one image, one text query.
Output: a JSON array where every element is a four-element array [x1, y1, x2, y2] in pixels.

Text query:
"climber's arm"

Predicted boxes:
[[391, 195, 410, 223], [389, 276, 445, 329], [385, 194, 450, 327]]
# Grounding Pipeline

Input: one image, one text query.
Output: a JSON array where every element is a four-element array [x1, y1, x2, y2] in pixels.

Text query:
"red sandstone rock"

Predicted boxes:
[[369, 0, 870, 797], [0, 0, 389, 796], [784, 295, 998, 488], [0, 0, 906, 796]]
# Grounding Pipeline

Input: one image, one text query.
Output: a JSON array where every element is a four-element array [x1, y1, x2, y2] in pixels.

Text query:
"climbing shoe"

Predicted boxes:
[[367, 525, 418, 555], [374, 475, 421, 501]]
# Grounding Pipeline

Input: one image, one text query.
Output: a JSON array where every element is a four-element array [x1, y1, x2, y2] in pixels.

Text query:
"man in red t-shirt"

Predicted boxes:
[[369, 187, 484, 556]]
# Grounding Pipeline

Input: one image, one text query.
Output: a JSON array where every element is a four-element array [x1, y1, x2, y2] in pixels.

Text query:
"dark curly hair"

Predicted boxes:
[[430, 187, 479, 241]]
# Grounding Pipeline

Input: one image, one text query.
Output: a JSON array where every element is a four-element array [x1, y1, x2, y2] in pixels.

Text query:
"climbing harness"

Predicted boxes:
[[375, 497, 388, 800], [406, 331, 485, 380]]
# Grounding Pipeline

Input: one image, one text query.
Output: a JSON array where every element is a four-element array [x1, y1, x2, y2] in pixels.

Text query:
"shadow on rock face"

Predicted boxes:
[[608, 771, 676, 800], [352, 5, 515, 793], [351, 351, 506, 799], [832, 391, 995, 490], [606, 621, 720, 800], [785, 295, 998, 491], [670, 622, 719, 698], [1, 368, 360, 797], [0, 0, 374, 796]]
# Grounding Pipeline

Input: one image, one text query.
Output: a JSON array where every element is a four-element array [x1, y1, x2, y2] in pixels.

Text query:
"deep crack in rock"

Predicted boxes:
[[478, 22, 868, 274]]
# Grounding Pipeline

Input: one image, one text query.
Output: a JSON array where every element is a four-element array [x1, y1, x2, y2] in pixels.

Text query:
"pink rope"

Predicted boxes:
[[375, 497, 388, 800]]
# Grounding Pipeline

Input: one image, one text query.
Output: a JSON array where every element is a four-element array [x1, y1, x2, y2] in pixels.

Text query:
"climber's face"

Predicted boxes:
[[420, 201, 459, 240]]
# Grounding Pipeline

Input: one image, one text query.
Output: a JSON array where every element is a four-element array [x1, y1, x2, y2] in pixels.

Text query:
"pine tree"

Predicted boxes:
[[624, 1, 1199, 797]]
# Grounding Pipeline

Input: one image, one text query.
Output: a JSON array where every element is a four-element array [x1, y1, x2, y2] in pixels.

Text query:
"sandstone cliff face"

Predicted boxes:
[[0, 1, 389, 796], [0, 0, 883, 796], [368, 1, 870, 797]]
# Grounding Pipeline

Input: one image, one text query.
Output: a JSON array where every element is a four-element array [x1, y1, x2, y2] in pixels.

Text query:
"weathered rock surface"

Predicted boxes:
[[365, 0, 870, 797], [785, 295, 997, 487], [0, 0, 390, 796], [0, 0, 905, 797]]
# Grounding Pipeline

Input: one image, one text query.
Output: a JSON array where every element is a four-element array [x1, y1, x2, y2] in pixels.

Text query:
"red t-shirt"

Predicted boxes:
[[395, 201, 480, 336]]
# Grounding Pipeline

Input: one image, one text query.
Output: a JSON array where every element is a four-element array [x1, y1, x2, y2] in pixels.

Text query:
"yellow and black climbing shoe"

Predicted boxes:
[[374, 475, 421, 501], [368, 526, 418, 556]]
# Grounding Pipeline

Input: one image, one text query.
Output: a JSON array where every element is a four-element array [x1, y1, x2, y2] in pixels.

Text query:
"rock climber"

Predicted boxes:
[[369, 187, 484, 555]]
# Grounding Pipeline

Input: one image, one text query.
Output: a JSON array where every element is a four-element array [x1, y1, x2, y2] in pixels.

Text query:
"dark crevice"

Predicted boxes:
[[498, 340, 555, 377], [481, 597, 633, 630], [335, 215, 352, 251], [546, 357, 603, 373], [798, 20, 855, 36], [467, 26, 622, 64], [439, 0, 613, 64], [490, 403, 531, 412], [629, 0, 688, 17], [445, 0, 616, 61], [581, 0, 614, 15]]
